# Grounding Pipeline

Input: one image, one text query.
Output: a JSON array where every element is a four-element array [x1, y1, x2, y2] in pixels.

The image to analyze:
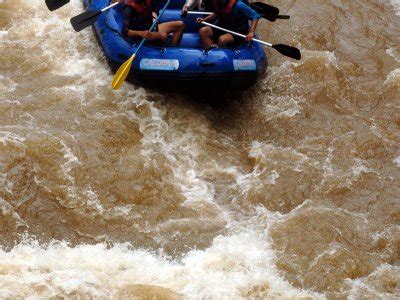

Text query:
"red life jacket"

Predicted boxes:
[[125, 0, 152, 16], [212, 0, 237, 15], [123, 0, 153, 31]]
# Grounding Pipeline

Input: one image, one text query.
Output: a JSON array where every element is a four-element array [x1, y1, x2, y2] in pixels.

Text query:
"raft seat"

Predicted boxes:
[[177, 33, 203, 48]]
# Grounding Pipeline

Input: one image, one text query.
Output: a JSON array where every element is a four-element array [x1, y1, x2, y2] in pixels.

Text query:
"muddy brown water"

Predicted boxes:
[[0, 0, 399, 298]]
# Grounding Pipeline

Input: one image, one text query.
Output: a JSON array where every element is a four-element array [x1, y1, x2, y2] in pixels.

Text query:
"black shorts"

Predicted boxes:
[[211, 25, 248, 47]]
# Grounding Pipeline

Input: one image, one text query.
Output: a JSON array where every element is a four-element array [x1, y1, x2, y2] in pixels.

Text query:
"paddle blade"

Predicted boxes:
[[261, 13, 277, 22], [262, 14, 290, 22], [272, 44, 301, 60], [45, 0, 69, 11], [250, 2, 279, 16], [112, 54, 135, 90], [70, 10, 101, 32]]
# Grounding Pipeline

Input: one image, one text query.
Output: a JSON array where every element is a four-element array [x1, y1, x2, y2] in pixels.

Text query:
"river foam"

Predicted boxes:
[[1, 0, 399, 298]]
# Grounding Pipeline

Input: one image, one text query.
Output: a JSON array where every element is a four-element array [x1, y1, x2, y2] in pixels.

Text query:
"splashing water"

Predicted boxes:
[[0, 0, 399, 298]]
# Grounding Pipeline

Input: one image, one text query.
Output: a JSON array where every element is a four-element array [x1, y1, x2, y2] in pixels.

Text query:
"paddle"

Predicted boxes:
[[71, 2, 120, 32], [249, 2, 290, 21], [112, 0, 172, 89], [249, 2, 279, 16], [261, 13, 290, 22], [201, 21, 301, 60], [186, 11, 289, 22], [45, 0, 69, 11]]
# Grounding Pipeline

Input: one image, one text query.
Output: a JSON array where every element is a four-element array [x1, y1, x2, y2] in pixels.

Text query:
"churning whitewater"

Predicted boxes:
[[0, 0, 399, 298]]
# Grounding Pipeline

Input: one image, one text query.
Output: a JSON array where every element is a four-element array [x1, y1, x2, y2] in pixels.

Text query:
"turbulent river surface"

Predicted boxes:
[[1, 0, 400, 298]]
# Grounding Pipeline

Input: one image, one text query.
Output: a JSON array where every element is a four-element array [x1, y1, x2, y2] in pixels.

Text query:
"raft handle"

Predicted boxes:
[[200, 61, 216, 67]]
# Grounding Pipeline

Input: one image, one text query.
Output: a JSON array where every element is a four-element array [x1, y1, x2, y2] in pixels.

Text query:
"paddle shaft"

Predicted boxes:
[[187, 11, 212, 15], [101, 1, 119, 12], [201, 21, 272, 47], [186, 11, 289, 20]]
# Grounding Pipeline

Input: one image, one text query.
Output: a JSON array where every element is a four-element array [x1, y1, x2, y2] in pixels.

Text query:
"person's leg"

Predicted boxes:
[[198, 26, 214, 50], [217, 33, 235, 48], [158, 21, 185, 46], [127, 30, 168, 43]]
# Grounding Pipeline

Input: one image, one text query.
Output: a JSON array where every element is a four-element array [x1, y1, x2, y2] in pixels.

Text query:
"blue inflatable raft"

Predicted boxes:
[[83, 0, 268, 89]]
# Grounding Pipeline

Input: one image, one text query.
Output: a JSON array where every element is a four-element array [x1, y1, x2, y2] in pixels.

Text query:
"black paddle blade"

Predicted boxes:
[[250, 2, 290, 22], [45, 0, 69, 11], [261, 13, 277, 22], [261, 14, 290, 22], [264, 14, 290, 22], [272, 44, 301, 60], [70, 10, 101, 32], [250, 2, 279, 16], [277, 15, 290, 19]]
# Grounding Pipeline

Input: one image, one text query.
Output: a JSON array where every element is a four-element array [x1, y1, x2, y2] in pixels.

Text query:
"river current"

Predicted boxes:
[[0, 0, 399, 298]]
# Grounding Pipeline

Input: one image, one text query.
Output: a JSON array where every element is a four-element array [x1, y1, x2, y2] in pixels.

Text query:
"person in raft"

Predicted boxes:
[[182, 0, 211, 15], [196, 0, 260, 50], [113, 0, 185, 46]]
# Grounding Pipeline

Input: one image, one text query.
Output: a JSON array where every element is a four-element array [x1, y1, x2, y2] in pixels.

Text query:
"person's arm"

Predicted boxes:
[[235, 1, 260, 41], [182, 0, 196, 13], [246, 19, 258, 41], [196, 12, 217, 23]]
